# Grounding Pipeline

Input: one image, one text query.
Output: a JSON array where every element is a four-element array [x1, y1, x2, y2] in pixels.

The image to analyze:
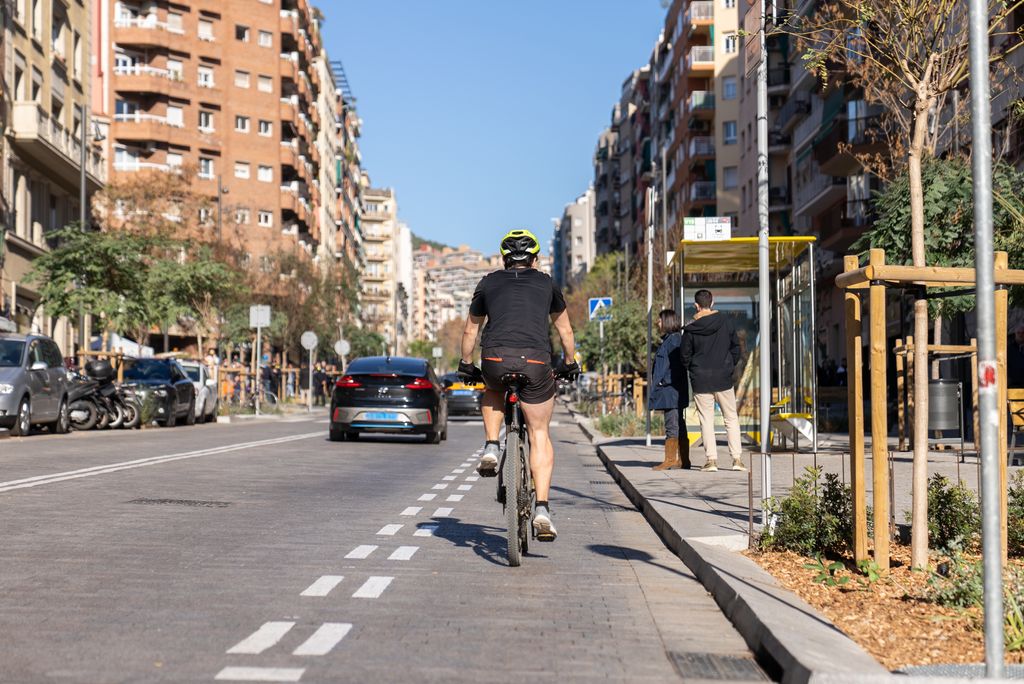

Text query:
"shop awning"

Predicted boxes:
[[673, 236, 816, 274]]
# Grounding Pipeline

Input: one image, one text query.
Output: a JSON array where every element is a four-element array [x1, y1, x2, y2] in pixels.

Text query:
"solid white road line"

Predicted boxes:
[[376, 524, 403, 536], [226, 621, 295, 655], [432, 507, 453, 517], [457, 484, 473, 491], [0, 432, 322, 495], [413, 524, 438, 537], [215, 666, 304, 682], [417, 493, 436, 502], [292, 623, 353, 656], [352, 576, 393, 598], [400, 506, 422, 516], [388, 546, 419, 561], [452, 469, 466, 474], [446, 494, 464, 502], [300, 575, 344, 597], [344, 545, 377, 559], [442, 475, 456, 481]]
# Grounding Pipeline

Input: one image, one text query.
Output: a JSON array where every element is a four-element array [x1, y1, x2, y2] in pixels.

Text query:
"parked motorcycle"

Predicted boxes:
[[67, 371, 101, 431], [83, 360, 142, 430]]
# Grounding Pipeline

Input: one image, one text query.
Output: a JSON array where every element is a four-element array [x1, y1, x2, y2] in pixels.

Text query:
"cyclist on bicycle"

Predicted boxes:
[[458, 229, 579, 541]]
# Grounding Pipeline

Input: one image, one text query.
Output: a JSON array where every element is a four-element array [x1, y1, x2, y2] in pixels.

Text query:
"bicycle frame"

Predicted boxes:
[[496, 374, 533, 566]]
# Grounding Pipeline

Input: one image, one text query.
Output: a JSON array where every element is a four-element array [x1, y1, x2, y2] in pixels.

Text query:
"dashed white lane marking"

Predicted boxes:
[[292, 622, 353, 656], [414, 524, 439, 537], [418, 493, 436, 502], [215, 666, 304, 682], [0, 432, 321, 495], [345, 545, 377, 559], [442, 475, 457, 481], [388, 545, 419, 561], [452, 469, 466, 474], [300, 575, 344, 597], [226, 621, 295, 655], [400, 506, 422, 516], [457, 484, 473, 491], [431, 484, 448, 490], [446, 494, 464, 502], [353, 576, 393, 598], [433, 507, 454, 517], [466, 476, 480, 482], [376, 524, 403, 536]]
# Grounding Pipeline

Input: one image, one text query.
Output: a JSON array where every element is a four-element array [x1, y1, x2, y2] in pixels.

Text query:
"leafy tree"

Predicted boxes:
[[577, 300, 649, 372], [408, 339, 436, 360]]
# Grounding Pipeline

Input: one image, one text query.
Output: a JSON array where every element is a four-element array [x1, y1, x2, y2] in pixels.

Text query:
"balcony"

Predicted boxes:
[[776, 94, 810, 134], [114, 160, 173, 173], [656, 46, 674, 83], [794, 166, 846, 217], [9, 102, 105, 190], [687, 90, 715, 120], [113, 16, 185, 48], [279, 9, 298, 38], [280, 52, 299, 80], [688, 135, 715, 158], [687, 45, 715, 73], [767, 67, 790, 90], [113, 112, 188, 145], [768, 186, 791, 208], [113, 65, 187, 96], [689, 181, 716, 202], [768, 131, 791, 152], [814, 115, 884, 176], [684, 1, 714, 32], [280, 95, 298, 124]]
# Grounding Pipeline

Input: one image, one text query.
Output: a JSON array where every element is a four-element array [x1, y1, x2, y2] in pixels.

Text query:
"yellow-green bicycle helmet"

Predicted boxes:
[[499, 229, 541, 261]]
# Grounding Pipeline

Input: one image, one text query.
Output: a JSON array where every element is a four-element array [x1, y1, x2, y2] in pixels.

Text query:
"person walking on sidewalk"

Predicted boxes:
[[649, 309, 691, 470], [681, 289, 747, 473]]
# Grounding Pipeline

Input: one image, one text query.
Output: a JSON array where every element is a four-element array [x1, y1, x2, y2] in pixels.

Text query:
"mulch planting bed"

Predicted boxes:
[[745, 545, 1024, 670]]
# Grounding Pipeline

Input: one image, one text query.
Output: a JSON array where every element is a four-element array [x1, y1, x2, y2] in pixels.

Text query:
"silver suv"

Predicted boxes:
[[0, 333, 71, 436]]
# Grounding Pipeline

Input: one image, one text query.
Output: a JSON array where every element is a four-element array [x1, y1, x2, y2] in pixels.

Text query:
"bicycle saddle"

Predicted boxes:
[[500, 372, 529, 388]]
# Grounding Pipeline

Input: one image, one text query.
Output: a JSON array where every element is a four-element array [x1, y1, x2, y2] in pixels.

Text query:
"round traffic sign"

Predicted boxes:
[[300, 331, 318, 351], [334, 339, 351, 357]]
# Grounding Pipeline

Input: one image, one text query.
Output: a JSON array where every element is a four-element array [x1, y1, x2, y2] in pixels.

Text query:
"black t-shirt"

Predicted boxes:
[[469, 268, 566, 351]]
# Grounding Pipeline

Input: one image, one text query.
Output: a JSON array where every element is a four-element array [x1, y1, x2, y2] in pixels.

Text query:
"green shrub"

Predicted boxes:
[[1009, 471, 1024, 557], [760, 467, 856, 556], [926, 474, 980, 552], [595, 412, 665, 437]]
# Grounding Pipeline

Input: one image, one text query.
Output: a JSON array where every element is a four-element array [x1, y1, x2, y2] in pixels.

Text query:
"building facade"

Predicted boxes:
[[552, 186, 596, 289], [1, 0, 105, 345], [359, 187, 412, 353]]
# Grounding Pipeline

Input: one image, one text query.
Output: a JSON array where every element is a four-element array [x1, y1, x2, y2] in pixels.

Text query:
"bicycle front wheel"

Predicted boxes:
[[504, 427, 523, 567]]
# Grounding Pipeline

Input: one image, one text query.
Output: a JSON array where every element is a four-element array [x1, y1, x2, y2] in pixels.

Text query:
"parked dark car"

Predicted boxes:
[[329, 356, 448, 443], [440, 372, 484, 416], [121, 358, 196, 427], [0, 333, 71, 436]]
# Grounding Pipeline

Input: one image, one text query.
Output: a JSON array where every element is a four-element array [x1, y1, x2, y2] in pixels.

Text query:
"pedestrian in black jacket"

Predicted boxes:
[[649, 309, 691, 470], [681, 289, 747, 473]]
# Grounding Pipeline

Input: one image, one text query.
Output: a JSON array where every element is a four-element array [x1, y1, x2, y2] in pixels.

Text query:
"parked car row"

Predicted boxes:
[[0, 332, 217, 437]]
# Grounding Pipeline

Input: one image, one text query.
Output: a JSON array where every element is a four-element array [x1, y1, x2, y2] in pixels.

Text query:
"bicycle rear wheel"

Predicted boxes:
[[504, 426, 523, 567], [519, 433, 532, 556]]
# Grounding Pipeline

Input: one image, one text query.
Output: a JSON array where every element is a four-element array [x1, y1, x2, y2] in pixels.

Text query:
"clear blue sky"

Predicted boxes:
[[319, 1, 667, 254]]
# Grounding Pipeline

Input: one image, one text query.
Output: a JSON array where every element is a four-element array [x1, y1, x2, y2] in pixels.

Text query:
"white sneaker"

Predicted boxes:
[[533, 508, 557, 541], [477, 443, 499, 477]]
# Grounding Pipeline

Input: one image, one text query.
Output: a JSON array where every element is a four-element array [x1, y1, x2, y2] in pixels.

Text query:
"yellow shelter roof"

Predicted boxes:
[[675, 236, 816, 274]]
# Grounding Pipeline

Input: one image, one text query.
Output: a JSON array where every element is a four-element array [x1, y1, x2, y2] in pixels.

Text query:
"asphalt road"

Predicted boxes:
[[0, 407, 763, 683]]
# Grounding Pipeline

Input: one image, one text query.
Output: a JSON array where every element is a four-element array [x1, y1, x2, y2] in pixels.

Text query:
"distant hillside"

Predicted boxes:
[[411, 232, 452, 251]]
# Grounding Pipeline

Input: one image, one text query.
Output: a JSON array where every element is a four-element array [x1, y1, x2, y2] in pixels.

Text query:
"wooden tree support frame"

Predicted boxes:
[[839, 249, 1015, 569]]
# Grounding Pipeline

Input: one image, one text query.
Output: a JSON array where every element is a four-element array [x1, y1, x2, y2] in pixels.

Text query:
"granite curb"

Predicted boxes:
[[565, 405, 896, 684]]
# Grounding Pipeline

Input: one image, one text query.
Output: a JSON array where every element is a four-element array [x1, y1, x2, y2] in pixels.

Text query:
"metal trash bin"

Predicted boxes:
[[928, 379, 961, 431]]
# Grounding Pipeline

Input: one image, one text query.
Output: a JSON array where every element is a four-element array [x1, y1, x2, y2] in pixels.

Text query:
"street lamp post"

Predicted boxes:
[[216, 175, 228, 241]]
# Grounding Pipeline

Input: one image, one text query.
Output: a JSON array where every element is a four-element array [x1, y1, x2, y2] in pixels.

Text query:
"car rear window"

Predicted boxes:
[[123, 359, 172, 381], [346, 357, 427, 376]]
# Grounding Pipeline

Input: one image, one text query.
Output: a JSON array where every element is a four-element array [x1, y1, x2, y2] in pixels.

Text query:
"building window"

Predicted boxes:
[[234, 161, 250, 179], [72, 31, 82, 78], [167, 59, 183, 81], [722, 76, 737, 100], [32, 0, 41, 41], [258, 120, 272, 136], [199, 207, 213, 224], [235, 208, 250, 224], [235, 25, 249, 42], [258, 210, 273, 227], [257, 165, 272, 182], [258, 30, 272, 47], [724, 0, 736, 7], [723, 166, 738, 190], [166, 151, 183, 168], [166, 104, 183, 127], [198, 110, 214, 131], [235, 115, 250, 132], [167, 12, 183, 32], [724, 32, 738, 54], [198, 18, 214, 41], [257, 75, 273, 93], [199, 157, 215, 179], [723, 121, 738, 145], [198, 65, 214, 88], [234, 70, 250, 88]]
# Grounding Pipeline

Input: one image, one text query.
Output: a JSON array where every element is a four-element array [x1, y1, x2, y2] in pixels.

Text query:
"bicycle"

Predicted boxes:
[[495, 372, 538, 567]]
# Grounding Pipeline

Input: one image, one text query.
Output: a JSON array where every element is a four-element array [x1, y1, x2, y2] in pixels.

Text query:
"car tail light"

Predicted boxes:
[[335, 375, 362, 388], [405, 376, 434, 390]]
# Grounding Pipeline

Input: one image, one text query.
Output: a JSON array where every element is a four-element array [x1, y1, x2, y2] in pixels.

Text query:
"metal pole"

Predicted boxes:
[[255, 325, 262, 416], [661, 145, 669, 290], [757, 0, 773, 524], [216, 175, 223, 241], [968, 0, 1004, 672], [809, 244, 819, 453], [646, 186, 654, 447], [308, 348, 314, 413], [600, 319, 607, 416]]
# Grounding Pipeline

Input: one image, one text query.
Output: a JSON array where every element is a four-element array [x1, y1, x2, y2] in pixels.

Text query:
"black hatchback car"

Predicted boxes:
[[329, 356, 448, 443], [121, 358, 196, 427]]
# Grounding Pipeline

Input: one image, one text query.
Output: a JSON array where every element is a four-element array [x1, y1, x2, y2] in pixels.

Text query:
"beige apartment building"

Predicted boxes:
[[93, 0, 333, 262], [1, 0, 105, 346], [360, 187, 414, 354]]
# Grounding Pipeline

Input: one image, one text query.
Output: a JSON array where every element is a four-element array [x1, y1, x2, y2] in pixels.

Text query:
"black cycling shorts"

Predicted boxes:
[[480, 348, 556, 404]]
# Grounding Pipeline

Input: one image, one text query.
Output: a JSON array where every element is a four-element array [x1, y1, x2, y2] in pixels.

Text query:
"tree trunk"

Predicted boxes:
[[909, 95, 933, 570]]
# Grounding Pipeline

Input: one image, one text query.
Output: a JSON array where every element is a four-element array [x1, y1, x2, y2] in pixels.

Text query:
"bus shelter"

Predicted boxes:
[[670, 236, 819, 453]]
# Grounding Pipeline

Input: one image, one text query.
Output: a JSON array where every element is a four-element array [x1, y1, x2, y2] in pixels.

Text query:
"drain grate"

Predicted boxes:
[[588, 480, 616, 485], [128, 498, 232, 508], [668, 652, 770, 681], [582, 463, 604, 468]]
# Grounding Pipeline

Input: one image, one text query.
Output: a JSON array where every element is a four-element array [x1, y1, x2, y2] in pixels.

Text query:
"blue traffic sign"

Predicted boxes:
[[588, 297, 613, 321]]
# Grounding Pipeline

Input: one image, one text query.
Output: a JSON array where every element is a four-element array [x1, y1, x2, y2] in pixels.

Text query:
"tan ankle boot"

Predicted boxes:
[[653, 438, 681, 470], [678, 435, 691, 469]]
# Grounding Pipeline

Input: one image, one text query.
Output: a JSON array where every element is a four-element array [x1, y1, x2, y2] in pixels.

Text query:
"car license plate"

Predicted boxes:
[[452, 389, 474, 396], [365, 411, 400, 421]]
